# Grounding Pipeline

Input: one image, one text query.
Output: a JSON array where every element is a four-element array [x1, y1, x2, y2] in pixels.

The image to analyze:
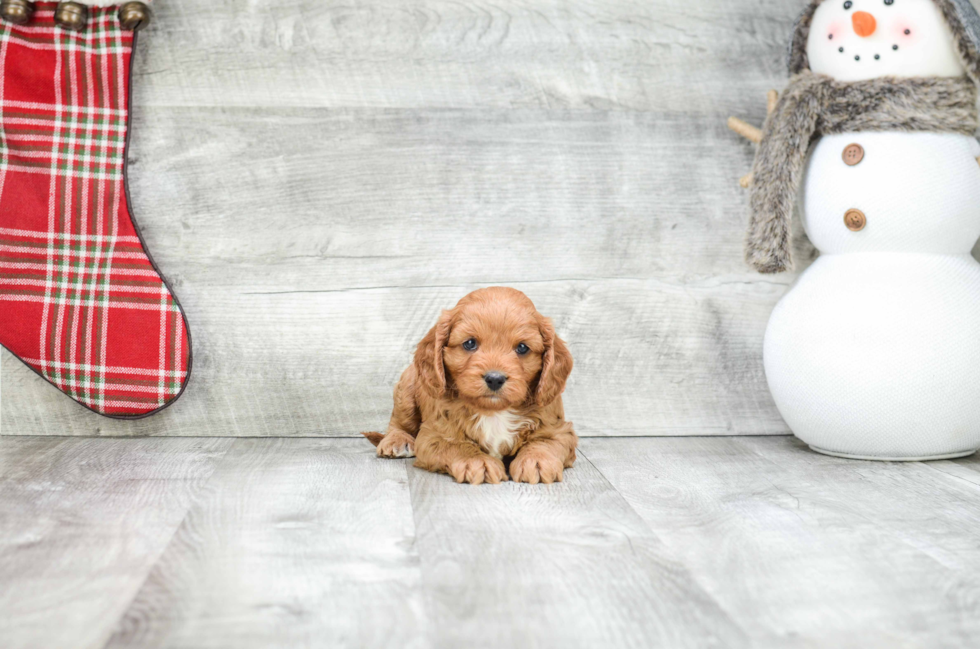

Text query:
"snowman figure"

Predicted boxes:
[[730, 0, 980, 460]]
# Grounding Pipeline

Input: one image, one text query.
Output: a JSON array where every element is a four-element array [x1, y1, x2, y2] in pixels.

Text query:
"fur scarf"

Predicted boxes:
[[746, 72, 978, 273]]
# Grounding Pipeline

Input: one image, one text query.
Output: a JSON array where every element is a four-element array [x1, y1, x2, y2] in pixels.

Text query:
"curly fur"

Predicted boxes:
[[747, 73, 978, 273], [363, 287, 577, 485]]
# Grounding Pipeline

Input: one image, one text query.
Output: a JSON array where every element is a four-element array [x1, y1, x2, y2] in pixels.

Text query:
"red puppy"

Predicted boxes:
[[364, 287, 576, 485]]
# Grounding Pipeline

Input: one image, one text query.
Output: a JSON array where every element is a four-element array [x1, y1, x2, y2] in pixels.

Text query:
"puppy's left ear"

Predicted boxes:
[[414, 308, 454, 398], [535, 315, 573, 407]]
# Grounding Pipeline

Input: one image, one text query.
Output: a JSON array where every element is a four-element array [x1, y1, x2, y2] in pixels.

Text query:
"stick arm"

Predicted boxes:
[[729, 90, 778, 188], [727, 117, 762, 144]]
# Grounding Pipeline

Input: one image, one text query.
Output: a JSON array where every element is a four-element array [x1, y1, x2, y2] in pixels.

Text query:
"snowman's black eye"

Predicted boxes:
[[884, 0, 894, 5], [462, 338, 478, 351], [844, 1, 853, 9]]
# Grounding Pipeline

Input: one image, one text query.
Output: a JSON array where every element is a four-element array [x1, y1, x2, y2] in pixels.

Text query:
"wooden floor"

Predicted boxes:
[[3, 435, 980, 648]]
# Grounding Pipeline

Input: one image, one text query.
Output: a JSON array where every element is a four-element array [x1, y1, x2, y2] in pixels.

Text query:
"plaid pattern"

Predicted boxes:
[[0, 4, 190, 418]]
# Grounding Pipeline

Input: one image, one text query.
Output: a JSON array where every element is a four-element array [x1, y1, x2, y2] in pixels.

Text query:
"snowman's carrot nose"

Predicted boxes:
[[852, 11, 877, 37]]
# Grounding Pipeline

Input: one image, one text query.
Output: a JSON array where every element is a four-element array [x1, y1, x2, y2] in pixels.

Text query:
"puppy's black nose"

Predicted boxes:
[[484, 372, 508, 392]]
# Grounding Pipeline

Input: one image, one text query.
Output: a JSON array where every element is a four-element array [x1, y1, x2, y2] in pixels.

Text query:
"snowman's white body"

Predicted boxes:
[[759, 0, 980, 459], [764, 131, 980, 459]]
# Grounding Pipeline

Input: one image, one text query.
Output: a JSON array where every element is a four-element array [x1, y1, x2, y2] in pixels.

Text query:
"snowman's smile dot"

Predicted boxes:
[[855, 55, 861, 61], [893, 44, 899, 50], [874, 54, 880, 60], [829, 34, 834, 39], [839, 47, 845, 53]]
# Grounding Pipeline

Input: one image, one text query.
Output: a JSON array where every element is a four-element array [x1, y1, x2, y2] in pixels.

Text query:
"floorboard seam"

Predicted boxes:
[[400, 460, 435, 649], [919, 461, 980, 492], [95, 438, 237, 649], [735, 437, 980, 585], [575, 446, 751, 641]]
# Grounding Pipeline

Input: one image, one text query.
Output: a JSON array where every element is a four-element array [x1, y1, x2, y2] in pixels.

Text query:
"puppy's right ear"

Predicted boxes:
[[414, 309, 454, 398]]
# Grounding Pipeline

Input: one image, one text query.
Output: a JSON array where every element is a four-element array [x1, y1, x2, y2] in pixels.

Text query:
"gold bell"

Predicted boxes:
[[118, 2, 151, 31], [54, 1, 87, 31], [0, 0, 35, 25]]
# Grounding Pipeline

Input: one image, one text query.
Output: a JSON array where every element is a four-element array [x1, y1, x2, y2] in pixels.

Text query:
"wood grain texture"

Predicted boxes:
[[407, 452, 747, 648], [928, 451, 980, 487], [134, 0, 794, 112], [104, 438, 426, 649], [0, 106, 793, 435], [6, 436, 980, 647], [0, 436, 231, 649], [582, 436, 980, 648], [8, 0, 965, 436]]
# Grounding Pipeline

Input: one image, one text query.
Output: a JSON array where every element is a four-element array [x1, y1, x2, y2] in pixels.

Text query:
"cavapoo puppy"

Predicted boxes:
[[364, 287, 576, 485]]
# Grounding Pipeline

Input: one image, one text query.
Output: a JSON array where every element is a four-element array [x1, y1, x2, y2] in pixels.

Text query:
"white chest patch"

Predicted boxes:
[[472, 411, 530, 459]]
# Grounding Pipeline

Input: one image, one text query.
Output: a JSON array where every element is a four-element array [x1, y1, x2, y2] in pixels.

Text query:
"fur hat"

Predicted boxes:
[[787, 0, 980, 83]]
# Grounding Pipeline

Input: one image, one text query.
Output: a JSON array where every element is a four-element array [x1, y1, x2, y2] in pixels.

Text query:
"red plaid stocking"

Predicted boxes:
[[0, 1, 190, 419]]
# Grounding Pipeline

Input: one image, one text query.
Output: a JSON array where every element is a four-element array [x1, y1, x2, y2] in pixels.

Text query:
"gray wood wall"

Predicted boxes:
[[1, 0, 939, 437]]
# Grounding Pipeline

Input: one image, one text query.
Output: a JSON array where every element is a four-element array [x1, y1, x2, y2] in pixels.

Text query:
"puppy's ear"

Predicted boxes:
[[414, 309, 454, 398], [535, 315, 573, 407]]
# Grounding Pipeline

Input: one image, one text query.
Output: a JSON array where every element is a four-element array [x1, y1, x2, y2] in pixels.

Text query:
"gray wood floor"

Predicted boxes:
[[3, 435, 980, 648]]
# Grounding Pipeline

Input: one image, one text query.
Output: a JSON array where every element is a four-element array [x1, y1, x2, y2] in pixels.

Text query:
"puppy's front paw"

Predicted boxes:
[[510, 447, 565, 484], [448, 455, 507, 485], [377, 431, 416, 458]]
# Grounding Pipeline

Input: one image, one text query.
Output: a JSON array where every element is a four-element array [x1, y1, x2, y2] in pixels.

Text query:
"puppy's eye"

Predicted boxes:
[[462, 338, 479, 352], [516, 343, 530, 356], [844, 0, 852, 8]]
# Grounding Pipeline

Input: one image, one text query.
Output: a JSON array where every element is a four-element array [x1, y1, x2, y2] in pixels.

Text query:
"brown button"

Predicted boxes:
[[844, 209, 867, 231], [843, 143, 864, 166]]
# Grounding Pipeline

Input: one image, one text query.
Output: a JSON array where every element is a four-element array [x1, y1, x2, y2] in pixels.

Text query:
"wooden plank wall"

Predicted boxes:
[[1, 0, 891, 436]]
